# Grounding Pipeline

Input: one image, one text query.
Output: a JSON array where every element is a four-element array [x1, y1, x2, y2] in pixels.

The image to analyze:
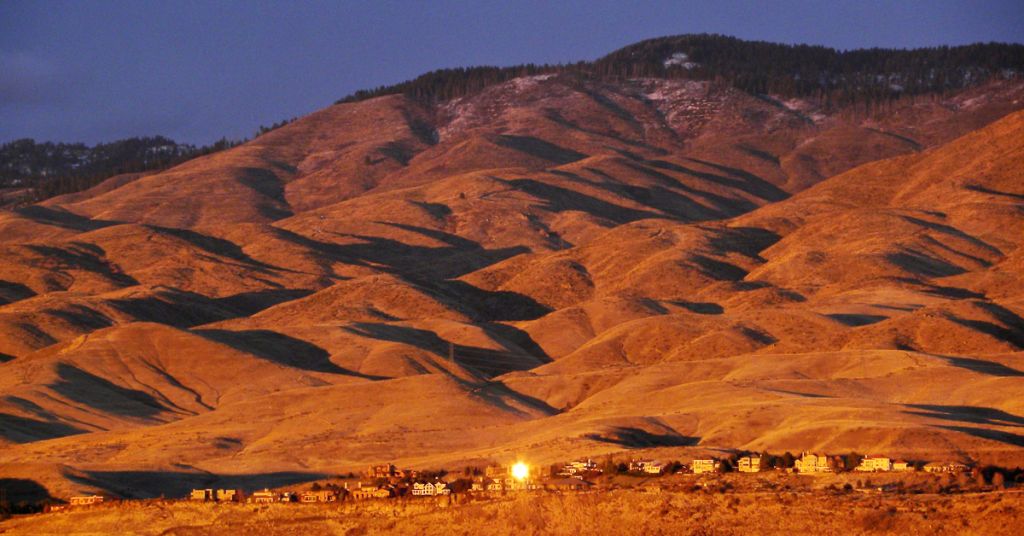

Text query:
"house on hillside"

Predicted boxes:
[[485, 464, 508, 478], [892, 461, 913, 472], [691, 459, 720, 474], [795, 453, 832, 474], [411, 482, 436, 496], [69, 495, 105, 506], [216, 489, 244, 502], [249, 489, 277, 504], [629, 459, 664, 474], [738, 455, 762, 473], [351, 486, 393, 500], [300, 490, 338, 503], [855, 456, 892, 472], [924, 462, 970, 473], [560, 459, 600, 476], [367, 464, 397, 478], [190, 489, 213, 501]]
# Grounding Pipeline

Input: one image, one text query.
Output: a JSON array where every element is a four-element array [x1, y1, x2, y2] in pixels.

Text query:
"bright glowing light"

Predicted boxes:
[[511, 462, 529, 481]]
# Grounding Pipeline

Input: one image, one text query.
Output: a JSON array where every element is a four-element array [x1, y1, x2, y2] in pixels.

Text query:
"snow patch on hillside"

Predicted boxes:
[[664, 52, 698, 69]]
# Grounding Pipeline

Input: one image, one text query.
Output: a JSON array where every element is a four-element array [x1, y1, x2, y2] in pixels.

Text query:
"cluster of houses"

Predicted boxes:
[[61, 454, 979, 508], [683, 453, 971, 475]]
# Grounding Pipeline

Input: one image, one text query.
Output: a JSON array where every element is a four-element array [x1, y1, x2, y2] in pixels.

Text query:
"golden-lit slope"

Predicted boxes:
[[1, 76, 1023, 500]]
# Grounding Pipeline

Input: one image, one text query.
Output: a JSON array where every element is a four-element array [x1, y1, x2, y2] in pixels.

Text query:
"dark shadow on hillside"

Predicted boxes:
[[935, 425, 1024, 447], [342, 323, 545, 377], [943, 302, 1024, 348], [690, 254, 748, 281], [426, 279, 550, 322], [543, 108, 663, 153], [193, 329, 368, 377], [940, 355, 1024, 377], [65, 470, 330, 499], [671, 301, 724, 315], [268, 224, 530, 282], [104, 289, 241, 327], [342, 322, 448, 355], [964, 184, 1024, 200], [0, 413, 85, 443], [145, 225, 283, 271], [0, 353, 12, 363], [735, 143, 780, 164], [864, 127, 923, 151], [13, 205, 118, 232], [704, 226, 782, 258], [827, 313, 889, 327], [42, 304, 114, 331], [550, 168, 729, 221], [236, 167, 293, 220], [478, 323, 551, 361], [214, 288, 315, 316], [740, 326, 778, 345], [906, 404, 1024, 427], [886, 250, 966, 278], [912, 281, 984, 299], [901, 216, 1002, 255], [584, 427, 699, 448], [409, 201, 452, 220], [655, 158, 790, 202], [762, 388, 832, 399], [375, 140, 416, 166], [0, 478, 53, 504], [50, 363, 166, 419], [334, 231, 531, 281], [494, 135, 586, 164], [500, 177, 664, 224], [618, 164, 758, 218], [0, 280, 35, 305], [472, 380, 561, 417], [25, 244, 138, 287]]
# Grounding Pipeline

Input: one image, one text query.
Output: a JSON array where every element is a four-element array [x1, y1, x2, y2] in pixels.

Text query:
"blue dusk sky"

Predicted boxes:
[[1, 0, 1022, 145]]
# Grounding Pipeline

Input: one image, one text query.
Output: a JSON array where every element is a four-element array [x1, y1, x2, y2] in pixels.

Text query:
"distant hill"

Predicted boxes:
[[339, 34, 1024, 105]]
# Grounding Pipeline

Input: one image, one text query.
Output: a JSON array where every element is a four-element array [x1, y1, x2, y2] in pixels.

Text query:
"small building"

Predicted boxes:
[[366, 464, 398, 478], [892, 461, 913, 472], [216, 489, 244, 502], [643, 461, 665, 475], [190, 489, 213, 501], [69, 495, 105, 506], [411, 482, 436, 496], [855, 456, 892, 472], [485, 465, 508, 478], [249, 489, 277, 504], [924, 462, 969, 474], [738, 455, 762, 473], [559, 459, 600, 476], [691, 459, 719, 474], [300, 490, 337, 503], [351, 486, 392, 500], [628, 460, 664, 474], [794, 453, 832, 474]]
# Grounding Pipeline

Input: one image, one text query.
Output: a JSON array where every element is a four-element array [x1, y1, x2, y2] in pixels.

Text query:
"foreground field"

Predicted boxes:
[[3, 489, 1022, 535]]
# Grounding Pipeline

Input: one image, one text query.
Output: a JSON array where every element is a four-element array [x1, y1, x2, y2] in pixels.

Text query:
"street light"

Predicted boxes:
[[511, 461, 529, 481]]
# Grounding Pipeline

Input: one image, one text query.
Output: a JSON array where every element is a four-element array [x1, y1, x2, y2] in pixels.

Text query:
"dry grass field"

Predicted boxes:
[[2, 487, 1022, 535]]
